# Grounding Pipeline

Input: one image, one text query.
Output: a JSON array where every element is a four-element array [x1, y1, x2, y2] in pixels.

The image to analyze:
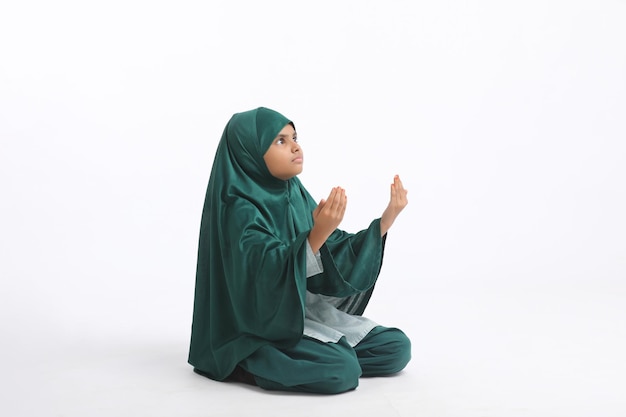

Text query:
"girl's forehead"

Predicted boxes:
[[276, 124, 296, 135]]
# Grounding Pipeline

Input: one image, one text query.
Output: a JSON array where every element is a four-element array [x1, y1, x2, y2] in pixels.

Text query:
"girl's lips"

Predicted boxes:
[[292, 157, 303, 163]]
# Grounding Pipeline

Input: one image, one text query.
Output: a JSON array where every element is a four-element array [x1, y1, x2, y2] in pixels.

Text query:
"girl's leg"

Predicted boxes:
[[239, 336, 361, 394], [354, 326, 411, 377]]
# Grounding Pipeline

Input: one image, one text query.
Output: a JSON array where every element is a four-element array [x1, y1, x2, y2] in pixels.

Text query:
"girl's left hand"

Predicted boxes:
[[380, 175, 408, 236]]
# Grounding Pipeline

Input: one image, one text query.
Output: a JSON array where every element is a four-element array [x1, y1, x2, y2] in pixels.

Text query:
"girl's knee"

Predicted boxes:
[[391, 330, 412, 373], [359, 327, 412, 376]]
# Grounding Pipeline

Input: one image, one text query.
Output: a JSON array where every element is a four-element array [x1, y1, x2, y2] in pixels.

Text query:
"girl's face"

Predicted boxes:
[[263, 123, 303, 180]]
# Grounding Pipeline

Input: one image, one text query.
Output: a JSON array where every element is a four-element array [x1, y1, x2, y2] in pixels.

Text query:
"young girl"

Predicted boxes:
[[189, 107, 411, 394]]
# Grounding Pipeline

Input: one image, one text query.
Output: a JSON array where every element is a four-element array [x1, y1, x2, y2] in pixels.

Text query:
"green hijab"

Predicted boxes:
[[188, 107, 386, 380]]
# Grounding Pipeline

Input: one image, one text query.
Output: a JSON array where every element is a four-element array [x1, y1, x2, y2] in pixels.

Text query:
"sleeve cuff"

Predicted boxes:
[[305, 240, 324, 278]]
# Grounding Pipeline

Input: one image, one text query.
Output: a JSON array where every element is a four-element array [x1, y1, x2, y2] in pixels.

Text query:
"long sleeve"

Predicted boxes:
[[306, 219, 385, 303]]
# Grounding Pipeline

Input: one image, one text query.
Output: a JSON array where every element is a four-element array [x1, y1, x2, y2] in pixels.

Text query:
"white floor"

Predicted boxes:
[[2, 288, 624, 417]]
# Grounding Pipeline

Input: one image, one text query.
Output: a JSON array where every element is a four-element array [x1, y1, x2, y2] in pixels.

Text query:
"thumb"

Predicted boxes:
[[313, 199, 326, 216]]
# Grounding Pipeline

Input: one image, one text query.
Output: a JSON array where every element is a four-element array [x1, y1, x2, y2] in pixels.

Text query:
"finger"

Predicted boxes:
[[394, 175, 405, 191], [339, 190, 347, 217], [337, 188, 347, 213], [313, 198, 326, 216], [325, 187, 337, 209], [329, 187, 343, 211], [394, 175, 408, 201], [391, 183, 406, 207]]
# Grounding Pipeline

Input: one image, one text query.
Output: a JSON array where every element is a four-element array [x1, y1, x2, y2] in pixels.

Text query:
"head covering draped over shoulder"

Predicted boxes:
[[189, 107, 386, 381], [208, 107, 309, 239]]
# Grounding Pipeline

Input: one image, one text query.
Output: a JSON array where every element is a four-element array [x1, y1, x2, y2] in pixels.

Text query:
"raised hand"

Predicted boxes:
[[380, 175, 408, 236], [308, 187, 347, 253]]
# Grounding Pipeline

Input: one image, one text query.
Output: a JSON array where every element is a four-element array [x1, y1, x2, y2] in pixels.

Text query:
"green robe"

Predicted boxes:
[[188, 107, 386, 380]]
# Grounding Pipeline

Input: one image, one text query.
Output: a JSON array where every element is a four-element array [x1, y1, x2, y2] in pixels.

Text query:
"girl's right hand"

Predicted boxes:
[[309, 187, 347, 252]]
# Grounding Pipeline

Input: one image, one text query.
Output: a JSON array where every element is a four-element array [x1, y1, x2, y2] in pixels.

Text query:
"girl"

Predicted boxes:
[[189, 107, 411, 394]]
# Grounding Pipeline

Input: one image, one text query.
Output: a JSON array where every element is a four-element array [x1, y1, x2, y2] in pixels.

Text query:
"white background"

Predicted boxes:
[[1, 1, 625, 416]]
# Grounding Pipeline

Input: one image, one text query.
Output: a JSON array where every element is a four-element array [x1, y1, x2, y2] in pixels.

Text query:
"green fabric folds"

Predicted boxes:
[[188, 107, 386, 380]]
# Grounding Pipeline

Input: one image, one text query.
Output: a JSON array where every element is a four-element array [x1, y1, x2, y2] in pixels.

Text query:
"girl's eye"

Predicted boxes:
[[293, 137, 298, 143], [277, 138, 285, 144]]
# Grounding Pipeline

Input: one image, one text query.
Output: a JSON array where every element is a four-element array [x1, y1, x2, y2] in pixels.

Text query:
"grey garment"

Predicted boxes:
[[305, 241, 325, 276], [304, 242, 378, 347]]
